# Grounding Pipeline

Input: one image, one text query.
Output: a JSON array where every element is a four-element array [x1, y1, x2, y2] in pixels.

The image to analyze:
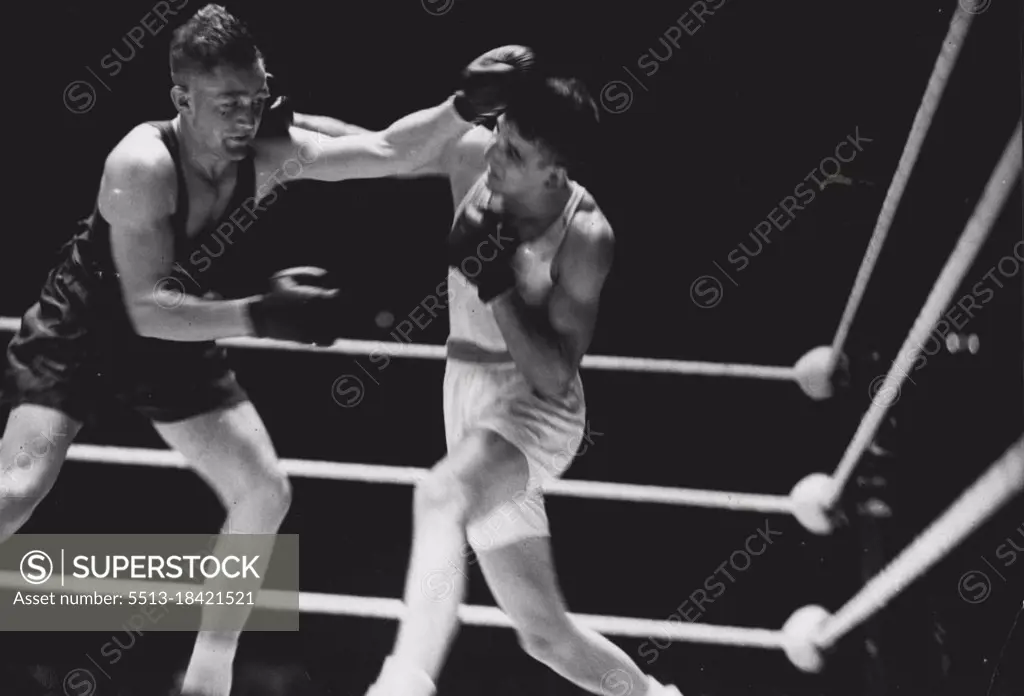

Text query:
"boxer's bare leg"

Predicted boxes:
[[0, 405, 81, 541], [155, 401, 290, 696]]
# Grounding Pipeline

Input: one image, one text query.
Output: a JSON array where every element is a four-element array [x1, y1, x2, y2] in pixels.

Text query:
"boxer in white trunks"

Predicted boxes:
[[365, 47, 684, 696]]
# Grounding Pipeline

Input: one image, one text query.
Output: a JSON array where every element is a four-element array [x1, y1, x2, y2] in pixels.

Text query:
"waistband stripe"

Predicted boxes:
[[446, 339, 514, 364]]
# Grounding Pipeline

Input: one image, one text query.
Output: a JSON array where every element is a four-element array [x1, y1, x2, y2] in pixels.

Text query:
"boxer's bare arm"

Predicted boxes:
[[290, 113, 455, 180], [392, 123, 490, 185], [101, 129, 257, 342], [294, 112, 457, 182], [255, 97, 472, 185], [547, 212, 615, 367], [292, 112, 372, 137], [491, 210, 614, 397]]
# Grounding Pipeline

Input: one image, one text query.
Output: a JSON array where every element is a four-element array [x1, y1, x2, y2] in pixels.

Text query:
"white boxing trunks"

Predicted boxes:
[[443, 341, 586, 550]]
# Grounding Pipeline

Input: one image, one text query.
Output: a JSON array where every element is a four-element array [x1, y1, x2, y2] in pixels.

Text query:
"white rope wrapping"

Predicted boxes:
[[0, 318, 795, 382], [62, 444, 794, 514], [827, 8, 975, 373], [816, 435, 1024, 649], [0, 570, 783, 648], [828, 122, 1023, 504]]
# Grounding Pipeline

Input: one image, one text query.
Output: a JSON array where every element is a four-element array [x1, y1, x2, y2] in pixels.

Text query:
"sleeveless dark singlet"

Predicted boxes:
[[1, 120, 254, 423], [66, 119, 257, 331]]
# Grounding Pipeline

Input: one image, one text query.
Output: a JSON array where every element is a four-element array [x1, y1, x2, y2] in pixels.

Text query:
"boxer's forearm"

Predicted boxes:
[[129, 296, 257, 342], [492, 292, 574, 397], [376, 97, 470, 172], [293, 112, 373, 137]]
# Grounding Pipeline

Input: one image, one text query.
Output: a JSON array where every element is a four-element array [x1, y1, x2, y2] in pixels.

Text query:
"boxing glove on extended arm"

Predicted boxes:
[[448, 204, 521, 303], [246, 267, 340, 346], [257, 73, 294, 140], [257, 95, 295, 140], [453, 45, 536, 124]]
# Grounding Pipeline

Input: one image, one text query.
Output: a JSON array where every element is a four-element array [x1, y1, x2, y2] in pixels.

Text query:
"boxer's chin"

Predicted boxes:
[[222, 136, 251, 158]]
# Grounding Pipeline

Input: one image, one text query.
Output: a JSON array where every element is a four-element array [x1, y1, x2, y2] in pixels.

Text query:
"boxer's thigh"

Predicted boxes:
[[448, 363, 586, 548], [113, 343, 283, 505], [474, 365, 587, 483], [152, 400, 285, 512]]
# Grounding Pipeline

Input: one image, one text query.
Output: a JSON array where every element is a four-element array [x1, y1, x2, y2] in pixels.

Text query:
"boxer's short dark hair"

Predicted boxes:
[[503, 76, 601, 174], [170, 4, 263, 85]]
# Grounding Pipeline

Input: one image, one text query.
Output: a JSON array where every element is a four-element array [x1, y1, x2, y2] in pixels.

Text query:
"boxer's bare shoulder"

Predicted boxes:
[[553, 194, 614, 302], [106, 123, 175, 173], [563, 192, 614, 263], [570, 191, 606, 233], [98, 125, 177, 229]]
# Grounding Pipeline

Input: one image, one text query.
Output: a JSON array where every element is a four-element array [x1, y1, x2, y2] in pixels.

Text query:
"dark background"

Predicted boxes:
[[2, 0, 1022, 694]]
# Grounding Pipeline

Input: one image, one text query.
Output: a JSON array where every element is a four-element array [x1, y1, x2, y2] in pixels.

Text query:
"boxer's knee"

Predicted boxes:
[[517, 616, 576, 666], [0, 461, 52, 508], [414, 430, 521, 524], [0, 491, 41, 541], [518, 630, 559, 663], [414, 465, 473, 523], [0, 453, 50, 539], [248, 468, 292, 524], [224, 447, 291, 524], [0, 406, 78, 536]]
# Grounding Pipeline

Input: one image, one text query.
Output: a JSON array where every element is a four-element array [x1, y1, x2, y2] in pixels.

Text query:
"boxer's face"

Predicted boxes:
[[176, 62, 269, 160], [485, 116, 563, 196]]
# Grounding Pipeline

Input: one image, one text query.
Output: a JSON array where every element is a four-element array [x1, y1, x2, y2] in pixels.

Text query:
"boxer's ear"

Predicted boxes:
[[545, 166, 567, 189], [170, 84, 192, 115]]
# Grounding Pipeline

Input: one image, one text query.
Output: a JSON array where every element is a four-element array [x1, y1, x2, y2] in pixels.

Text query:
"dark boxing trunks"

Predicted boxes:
[[2, 120, 256, 425], [1, 255, 248, 425]]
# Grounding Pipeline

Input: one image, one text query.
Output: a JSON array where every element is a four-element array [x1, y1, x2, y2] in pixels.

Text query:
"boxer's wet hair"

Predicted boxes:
[[503, 76, 600, 174], [170, 4, 264, 85]]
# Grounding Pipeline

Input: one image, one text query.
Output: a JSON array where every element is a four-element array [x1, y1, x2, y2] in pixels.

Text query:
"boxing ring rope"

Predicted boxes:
[[0, 570, 784, 649], [0, 318, 796, 383], [817, 437, 1024, 648], [784, 434, 1024, 671], [826, 7, 975, 376], [1, 434, 1019, 664], [60, 443, 795, 514], [824, 121, 1022, 508]]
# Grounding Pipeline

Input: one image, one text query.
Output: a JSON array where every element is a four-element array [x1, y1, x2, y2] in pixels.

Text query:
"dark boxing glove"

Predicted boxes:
[[257, 95, 294, 140], [448, 202, 521, 303], [453, 45, 536, 124], [246, 267, 340, 346]]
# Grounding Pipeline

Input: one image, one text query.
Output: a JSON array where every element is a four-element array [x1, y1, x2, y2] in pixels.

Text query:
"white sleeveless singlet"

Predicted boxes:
[[447, 174, 588, 351]]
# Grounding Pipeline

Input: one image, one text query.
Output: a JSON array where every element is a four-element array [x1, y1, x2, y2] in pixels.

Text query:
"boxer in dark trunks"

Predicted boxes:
[[0, 5, 516, 695]]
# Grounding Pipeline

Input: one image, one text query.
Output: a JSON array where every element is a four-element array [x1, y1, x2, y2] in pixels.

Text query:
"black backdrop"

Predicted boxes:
[[2, 1, 1022, 695]]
